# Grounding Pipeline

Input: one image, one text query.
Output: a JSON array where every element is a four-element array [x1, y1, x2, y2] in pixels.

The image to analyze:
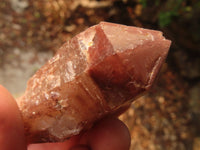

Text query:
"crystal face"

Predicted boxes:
[[17, 22, 171, 143]]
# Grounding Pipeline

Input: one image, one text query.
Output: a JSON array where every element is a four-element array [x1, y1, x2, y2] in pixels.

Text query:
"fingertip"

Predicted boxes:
[[80, 117, 131, 150], [0, 86, 26, 150]]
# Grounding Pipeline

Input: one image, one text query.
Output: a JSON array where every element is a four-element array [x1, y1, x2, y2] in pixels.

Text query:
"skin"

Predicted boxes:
[[0, 85, 131, 150]]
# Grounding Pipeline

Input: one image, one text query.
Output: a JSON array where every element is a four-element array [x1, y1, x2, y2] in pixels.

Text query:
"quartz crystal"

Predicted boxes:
[[17, 22, 171, 143]]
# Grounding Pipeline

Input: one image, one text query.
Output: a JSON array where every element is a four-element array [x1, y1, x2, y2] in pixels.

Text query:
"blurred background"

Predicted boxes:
[[0, 0, 200, 149]]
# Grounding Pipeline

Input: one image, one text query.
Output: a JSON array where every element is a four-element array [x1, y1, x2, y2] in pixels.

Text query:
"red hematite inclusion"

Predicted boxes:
[[17, 22, 171, 143]]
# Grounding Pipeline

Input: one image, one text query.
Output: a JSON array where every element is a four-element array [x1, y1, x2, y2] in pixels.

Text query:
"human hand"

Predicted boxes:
[[0, 85, 130, 150]]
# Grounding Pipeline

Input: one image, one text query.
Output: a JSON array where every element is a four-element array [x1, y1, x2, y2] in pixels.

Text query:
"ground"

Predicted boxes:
[[0, 0, 200, 150]]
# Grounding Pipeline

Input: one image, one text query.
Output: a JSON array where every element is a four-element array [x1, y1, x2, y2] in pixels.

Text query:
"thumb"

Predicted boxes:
[[0, 85, 26, 150]]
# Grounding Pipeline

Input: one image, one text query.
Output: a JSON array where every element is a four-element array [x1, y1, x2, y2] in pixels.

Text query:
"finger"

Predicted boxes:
[[29, 117, 131, 150], [0, 85, 26, 150], [70, 145, 90, 150], [28, 135, 80, 150], [79, 117, 131, 150]]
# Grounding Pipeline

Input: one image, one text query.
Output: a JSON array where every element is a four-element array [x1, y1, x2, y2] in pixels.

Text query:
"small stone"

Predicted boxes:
[[17, 22, 171, 143], [10, 0, 29, 13], [64, 24, 76, 32]]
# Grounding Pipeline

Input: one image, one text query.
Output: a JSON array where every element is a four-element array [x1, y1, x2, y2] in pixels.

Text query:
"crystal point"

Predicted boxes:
[[17, 22, 171, 143]]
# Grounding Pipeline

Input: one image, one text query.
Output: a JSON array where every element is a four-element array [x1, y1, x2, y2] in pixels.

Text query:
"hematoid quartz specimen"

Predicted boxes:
[[17, 22, 171, 143]]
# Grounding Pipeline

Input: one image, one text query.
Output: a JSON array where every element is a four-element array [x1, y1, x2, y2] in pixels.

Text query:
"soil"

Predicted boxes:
[[0, 0, 200, 149]]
